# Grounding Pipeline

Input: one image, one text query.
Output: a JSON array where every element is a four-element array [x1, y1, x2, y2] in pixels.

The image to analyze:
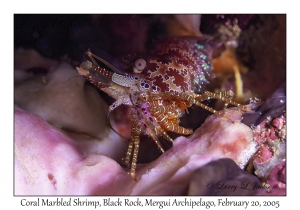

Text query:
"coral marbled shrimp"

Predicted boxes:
[[77, 36, 253, 181]]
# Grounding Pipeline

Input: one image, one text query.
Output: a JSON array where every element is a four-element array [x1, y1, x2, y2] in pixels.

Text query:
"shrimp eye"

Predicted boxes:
[[133, 58, 146, 73]]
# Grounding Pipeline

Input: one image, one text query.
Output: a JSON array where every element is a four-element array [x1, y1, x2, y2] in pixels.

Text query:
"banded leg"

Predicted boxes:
[[137, 106, 165, 153], [195, 90, 234, 109], [218, 91, 234, 109], [179, 92, 234, 123], [129, 122, 141, 181], [159, 129, 174, 143], [125, 111, 137, 168], [148, 132, 165, 153], [152, 123, 174, 143], [137, 103, 173, 146], [195, 90, 233, 100], [203, 91, 253, 112], [125, 140, 134, 167], [149, 103, 192, 135], [160, 119, 193, 135]]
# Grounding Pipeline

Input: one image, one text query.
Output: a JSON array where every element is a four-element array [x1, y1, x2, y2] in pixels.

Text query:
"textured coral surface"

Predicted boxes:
[[15, 106, 257, 195]]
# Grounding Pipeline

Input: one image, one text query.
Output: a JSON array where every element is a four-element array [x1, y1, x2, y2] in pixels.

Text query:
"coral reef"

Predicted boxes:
[[14, 14, 286, 195]]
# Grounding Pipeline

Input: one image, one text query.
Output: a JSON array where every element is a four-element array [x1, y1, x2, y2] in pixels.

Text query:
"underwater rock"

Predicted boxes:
[[187, 158, 260, 195], [14, 62, 110, 140], [242, 82, 286, 126]]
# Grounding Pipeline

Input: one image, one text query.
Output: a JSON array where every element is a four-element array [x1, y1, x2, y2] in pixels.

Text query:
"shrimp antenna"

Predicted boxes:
[[86, 49, 123, 74], [65, 75, 83, 83]]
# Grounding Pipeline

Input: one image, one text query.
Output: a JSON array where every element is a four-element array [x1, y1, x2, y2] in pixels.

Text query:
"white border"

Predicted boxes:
[[2, 1, 296, 208]]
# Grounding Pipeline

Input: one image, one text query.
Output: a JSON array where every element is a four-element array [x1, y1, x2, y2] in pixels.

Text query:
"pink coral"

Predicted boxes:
[[251, 114, 286, 195], [15, 106, 256, 195]]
